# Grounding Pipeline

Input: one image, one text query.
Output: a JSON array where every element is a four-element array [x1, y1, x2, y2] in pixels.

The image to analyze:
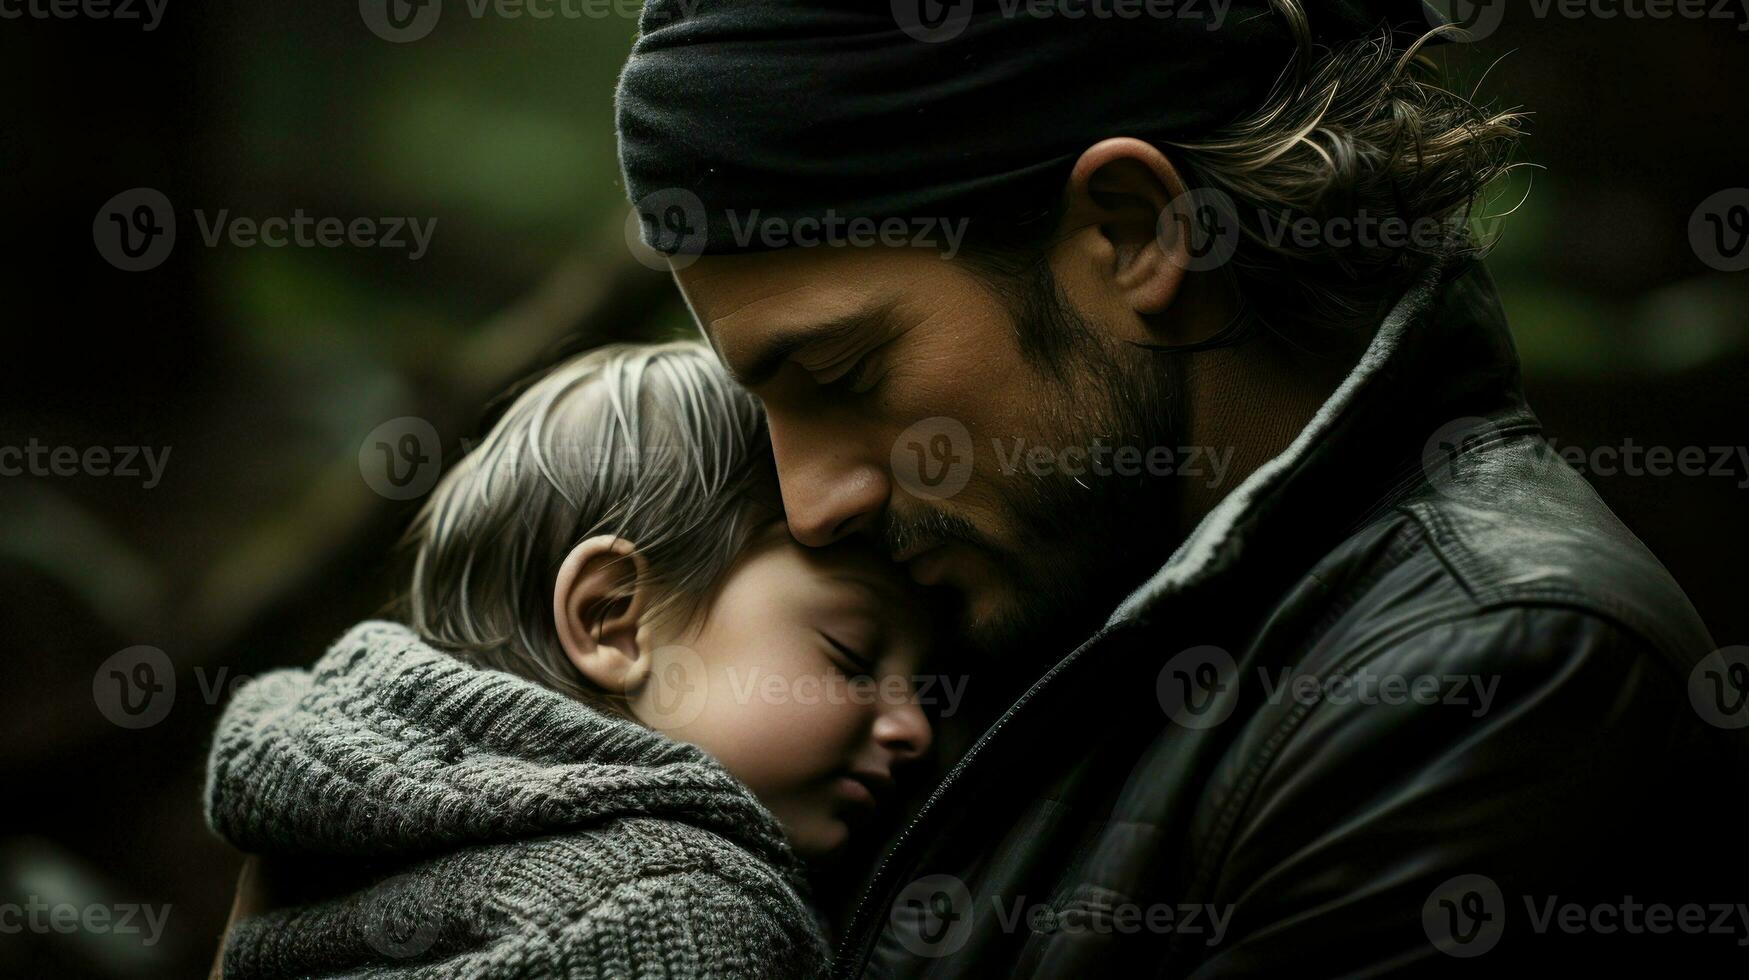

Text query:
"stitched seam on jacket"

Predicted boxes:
[[1186, 603, 1519, 910], [1182, 524, 1441, 906], [1405, 500, 1681, 662]]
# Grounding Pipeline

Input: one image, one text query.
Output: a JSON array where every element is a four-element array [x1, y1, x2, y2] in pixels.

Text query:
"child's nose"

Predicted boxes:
[[873, 697, 933, 763]]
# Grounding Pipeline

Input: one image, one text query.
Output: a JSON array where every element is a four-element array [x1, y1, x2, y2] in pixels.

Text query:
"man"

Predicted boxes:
[[617, 0, 1749, 974]]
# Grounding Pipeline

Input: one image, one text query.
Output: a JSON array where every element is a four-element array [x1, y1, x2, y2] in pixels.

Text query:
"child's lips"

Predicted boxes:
[[836, 777, 877, 810], [837, 771, 893, 810]]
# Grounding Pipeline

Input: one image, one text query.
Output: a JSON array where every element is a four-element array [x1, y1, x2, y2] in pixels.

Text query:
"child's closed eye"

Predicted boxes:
[[819, 632, 877, 681]]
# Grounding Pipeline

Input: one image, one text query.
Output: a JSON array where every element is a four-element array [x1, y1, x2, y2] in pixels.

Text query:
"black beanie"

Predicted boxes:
[[615, 0, 1444, 256]]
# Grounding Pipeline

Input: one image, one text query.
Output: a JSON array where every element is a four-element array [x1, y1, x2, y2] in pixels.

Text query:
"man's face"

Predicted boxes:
[[675, 245, 1182, 661]]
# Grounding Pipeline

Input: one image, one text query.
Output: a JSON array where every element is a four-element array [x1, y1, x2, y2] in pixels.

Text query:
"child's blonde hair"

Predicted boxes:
[[398, 341, 779, 705]]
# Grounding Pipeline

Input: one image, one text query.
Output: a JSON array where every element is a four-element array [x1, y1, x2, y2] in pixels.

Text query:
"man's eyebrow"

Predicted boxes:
[[721, 300, 897, 388]]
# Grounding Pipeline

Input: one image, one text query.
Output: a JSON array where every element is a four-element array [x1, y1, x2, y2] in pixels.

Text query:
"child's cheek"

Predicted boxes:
[[693, 665, 862, 790]]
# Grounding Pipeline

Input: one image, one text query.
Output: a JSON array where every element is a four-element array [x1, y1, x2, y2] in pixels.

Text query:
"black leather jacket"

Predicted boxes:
[[833, 254, 1749, 976]]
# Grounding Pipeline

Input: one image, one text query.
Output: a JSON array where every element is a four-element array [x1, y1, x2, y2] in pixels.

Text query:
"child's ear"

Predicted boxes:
[[552, 535, 653, 695]]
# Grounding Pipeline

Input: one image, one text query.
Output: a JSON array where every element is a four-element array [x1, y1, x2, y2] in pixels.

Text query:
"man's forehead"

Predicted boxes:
[[678, 249, 878, 326], [675, 251, 891, 368]]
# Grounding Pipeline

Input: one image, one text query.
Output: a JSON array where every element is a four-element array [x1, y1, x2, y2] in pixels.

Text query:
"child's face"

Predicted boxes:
[[635, 536, 937, 859]]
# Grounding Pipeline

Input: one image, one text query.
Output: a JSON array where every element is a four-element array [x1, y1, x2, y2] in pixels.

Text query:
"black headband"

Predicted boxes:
[[616, 0, 1443, 256]]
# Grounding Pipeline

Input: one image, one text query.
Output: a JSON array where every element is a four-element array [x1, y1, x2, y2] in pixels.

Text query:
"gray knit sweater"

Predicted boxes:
[[205, 620, 831, 979]]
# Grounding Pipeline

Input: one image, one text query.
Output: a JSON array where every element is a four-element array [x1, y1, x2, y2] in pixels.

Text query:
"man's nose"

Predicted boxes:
[[769, 414, 888, 547]]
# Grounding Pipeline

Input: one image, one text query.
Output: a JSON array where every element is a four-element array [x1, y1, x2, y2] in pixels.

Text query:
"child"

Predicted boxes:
[[205, 342, 938, 978]]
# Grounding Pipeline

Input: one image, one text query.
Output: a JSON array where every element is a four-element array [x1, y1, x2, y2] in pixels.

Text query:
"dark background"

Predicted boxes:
[[3, 3, 1747, 976]]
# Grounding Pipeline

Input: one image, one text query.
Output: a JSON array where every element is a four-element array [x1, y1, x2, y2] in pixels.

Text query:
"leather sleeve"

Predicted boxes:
[[1183, 605, 1740, 975]]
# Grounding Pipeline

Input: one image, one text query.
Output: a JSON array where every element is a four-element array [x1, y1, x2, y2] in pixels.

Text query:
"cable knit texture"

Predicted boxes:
[[205, 620, 830, 979]]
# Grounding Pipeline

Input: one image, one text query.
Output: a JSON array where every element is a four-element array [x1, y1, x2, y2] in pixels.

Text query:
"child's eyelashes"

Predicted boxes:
[[820, 632, 877, 680]]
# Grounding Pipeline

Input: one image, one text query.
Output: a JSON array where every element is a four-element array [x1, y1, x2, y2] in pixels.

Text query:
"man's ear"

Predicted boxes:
[[552, 535, 653, 695], [1055, 137, 1193, 317]]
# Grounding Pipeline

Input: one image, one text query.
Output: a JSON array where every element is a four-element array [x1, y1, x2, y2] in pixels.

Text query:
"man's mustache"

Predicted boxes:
[[879, 506, 984, 564]]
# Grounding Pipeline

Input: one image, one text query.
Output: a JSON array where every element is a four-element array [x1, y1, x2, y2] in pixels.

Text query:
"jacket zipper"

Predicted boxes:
[[829, 618, 1146, 978]]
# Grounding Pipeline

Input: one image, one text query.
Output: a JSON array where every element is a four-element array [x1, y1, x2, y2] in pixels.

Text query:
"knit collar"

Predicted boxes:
[[205, 620, 806, 887]]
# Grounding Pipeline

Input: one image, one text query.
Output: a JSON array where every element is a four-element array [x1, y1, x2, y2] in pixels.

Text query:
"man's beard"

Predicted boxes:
[[884, 271, 1186, 667]]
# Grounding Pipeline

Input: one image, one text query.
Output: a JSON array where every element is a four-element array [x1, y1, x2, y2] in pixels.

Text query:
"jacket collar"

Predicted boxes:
[[1108, 250, 1531, 625]]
